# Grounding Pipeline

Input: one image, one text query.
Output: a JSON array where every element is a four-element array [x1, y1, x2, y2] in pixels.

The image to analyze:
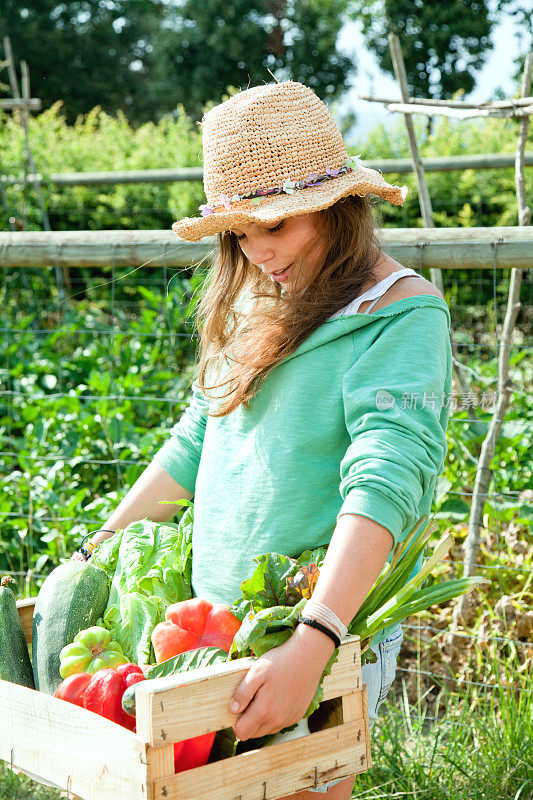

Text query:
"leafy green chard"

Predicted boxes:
[[229, 547, 337, 721], [229, 514, 488, 688], [286, 563, 320, 605]]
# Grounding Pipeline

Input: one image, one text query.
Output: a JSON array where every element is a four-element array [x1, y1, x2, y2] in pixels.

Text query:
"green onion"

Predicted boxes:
[[353, 577, 488, 644], [349, 515, 435, 629], [346, 514, 490, 653]]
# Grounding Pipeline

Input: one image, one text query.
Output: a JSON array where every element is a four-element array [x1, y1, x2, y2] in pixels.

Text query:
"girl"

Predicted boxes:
[[74, 81, 452, 799]]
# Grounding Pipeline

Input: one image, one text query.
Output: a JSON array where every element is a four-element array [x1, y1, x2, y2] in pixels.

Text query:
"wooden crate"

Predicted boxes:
[[0, 598, 371, 800]]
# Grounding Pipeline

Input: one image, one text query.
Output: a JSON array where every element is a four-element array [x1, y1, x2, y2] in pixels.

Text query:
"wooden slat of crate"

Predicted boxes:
[[150, 720, 366, 800], [15, 597, 35, 643], [136, 637, 361, 746], [0, 678, 148, 800]]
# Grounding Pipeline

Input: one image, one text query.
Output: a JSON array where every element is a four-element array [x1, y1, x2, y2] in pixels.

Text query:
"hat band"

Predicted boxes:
[[199, 155, 363, 217]]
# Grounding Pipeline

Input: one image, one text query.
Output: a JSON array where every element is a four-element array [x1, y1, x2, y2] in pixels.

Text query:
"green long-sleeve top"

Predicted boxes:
[[153, 295, 453, 646]]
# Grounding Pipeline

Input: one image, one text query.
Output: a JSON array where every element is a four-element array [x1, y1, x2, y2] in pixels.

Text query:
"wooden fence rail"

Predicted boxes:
[[1, 227, 532, 269]]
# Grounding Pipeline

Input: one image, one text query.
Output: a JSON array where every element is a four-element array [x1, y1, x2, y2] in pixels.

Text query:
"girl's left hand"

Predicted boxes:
[[229, 626, 335, 741]]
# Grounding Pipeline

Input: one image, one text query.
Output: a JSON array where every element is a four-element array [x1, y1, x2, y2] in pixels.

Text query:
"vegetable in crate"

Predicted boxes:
[[84, 663, 145, 731], [230, 515, 488, 669], [59, 626, 128, 678], [173, 734, 216, 774], [55, 673, 92, 708], [0, 576, 35, 689], [227, 513, 487, 744], [345, 515, 489, 658], [122, 645, 229, 716], [55, 662, 145, 731], [228, 550, 335, 719], [91, 511, 193, 665], [32, 561, 109, 694], [122, 647, 229, 772], [151, 597, 241, 663]]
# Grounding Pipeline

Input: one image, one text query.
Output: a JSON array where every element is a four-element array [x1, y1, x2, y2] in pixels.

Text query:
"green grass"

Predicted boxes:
[[353, 652, 532, 800], [2, 652, 531, 800], [0, 766, 61, 800]]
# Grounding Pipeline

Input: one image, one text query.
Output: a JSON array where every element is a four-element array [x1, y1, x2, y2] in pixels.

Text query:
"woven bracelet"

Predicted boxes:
[[78, 529, 115, 561], [297, 616, 341, 649], [80, 530, 115, 548], [78, 545, 92, 561]]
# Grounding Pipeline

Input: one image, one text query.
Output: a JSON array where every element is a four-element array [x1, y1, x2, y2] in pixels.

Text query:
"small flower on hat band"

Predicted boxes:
[[326, 165, 340, 177], [219, 193, 233, 210], [346, 154, 363, 168], [282, 179, 296, 194], [199, 203, 215, 216]]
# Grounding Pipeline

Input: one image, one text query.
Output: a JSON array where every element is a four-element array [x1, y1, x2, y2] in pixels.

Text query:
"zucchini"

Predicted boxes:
[[32, 561, 109, 694], [0, 576, 35, 688]]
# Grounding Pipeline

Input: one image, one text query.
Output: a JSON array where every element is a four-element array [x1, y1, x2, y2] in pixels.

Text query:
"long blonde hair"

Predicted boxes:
[[193, 195, 382, 417]]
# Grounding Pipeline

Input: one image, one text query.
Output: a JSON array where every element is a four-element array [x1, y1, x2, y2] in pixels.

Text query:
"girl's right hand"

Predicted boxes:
[[71, 550, 87, 562]]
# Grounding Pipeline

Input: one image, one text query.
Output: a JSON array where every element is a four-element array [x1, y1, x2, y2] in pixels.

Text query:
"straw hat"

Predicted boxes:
[[172, 81, 408, 242]]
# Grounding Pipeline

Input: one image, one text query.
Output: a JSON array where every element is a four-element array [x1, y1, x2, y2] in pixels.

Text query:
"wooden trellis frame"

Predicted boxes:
[[361, 34, 532, 649], [0, 36, 71, 298]]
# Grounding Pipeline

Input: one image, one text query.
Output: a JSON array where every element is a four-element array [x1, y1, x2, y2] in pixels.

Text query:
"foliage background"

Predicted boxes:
[[1, 102, 532, 247], [1, 1, 531, 125], [0, 26, 532, 791], [0, 1, 531, 796]]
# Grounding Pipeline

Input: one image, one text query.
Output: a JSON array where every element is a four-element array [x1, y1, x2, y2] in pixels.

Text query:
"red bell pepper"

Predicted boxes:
[[84, 663, 145, 731], [55, 662, 145, 732], [54, 672, 92, 708], [55, 660, 215, 771], [151, 597, 241, 663], [173, 732, 216, 773]]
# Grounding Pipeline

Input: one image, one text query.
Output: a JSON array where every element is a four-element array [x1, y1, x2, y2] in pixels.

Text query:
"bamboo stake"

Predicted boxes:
[[0, 42, 36, 307], [516, 58, 533, 229], [359, 94, 533, 110], [387, 33, 476, 408], [2, 38, 66, 298], [386, 102, 533, 119], [387, 35, 436, 236], [2, 40, 52, 234], [3, 37, 20, 104], [17, 57, 53, 236], [451, 52, 531, 632], [1, 39, 29, 232]]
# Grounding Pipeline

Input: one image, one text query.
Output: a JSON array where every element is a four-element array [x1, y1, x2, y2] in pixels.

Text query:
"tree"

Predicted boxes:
[[1, 0, 358, 126], [351, 0, 494, 100], [150, 0, 355, 122], [0, 0, 166, 124]]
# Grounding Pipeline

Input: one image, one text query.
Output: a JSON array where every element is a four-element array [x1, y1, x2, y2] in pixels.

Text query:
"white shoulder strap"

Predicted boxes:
[[331, 267, 423, 318]]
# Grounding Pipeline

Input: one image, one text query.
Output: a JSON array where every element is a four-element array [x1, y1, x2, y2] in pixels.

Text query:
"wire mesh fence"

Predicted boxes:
[[1, 236, 531, 724]]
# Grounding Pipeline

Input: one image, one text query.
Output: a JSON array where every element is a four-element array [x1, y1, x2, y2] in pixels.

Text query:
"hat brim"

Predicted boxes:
[[172, 166, 408, 242]]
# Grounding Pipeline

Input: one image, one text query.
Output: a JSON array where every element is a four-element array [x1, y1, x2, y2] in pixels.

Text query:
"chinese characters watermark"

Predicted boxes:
[[375, 390, 498, 412]]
